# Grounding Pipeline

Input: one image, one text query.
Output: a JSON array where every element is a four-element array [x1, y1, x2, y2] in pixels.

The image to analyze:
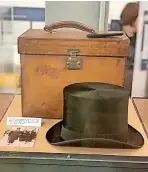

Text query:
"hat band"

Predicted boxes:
[[61, 125, 128, 142]]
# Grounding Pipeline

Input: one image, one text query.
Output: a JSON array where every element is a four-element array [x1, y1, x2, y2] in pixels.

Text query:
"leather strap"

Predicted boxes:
[[44, 21, 96, 33]]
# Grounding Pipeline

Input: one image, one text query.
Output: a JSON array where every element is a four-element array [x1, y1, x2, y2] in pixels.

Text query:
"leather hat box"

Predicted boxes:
[[17, 21, 130, 119]]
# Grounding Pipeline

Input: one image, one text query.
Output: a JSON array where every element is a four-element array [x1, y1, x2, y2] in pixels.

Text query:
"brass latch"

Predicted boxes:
[[66, 48, 81, 70]]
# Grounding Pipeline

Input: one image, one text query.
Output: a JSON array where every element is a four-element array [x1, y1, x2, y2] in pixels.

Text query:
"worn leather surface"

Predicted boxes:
[[18, 23, 130, 119], [18, 29, 129, 57]]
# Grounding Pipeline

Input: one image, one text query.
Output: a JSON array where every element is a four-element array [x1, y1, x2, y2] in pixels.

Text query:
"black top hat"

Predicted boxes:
[[46, 82, 144, 149]]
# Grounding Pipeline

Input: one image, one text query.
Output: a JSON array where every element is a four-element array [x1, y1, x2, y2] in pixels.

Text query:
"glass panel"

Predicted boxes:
[[0, 1, 45, 94], [108, 1, 136, 96], [132, 2, 148, 97]]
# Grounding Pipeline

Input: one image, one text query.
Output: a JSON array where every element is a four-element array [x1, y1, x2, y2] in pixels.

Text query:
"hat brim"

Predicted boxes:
[[46, 121, 144, 149]]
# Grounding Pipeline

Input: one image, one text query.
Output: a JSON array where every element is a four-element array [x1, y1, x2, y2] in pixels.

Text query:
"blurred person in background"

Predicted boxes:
[[120, 2, 139, 93]]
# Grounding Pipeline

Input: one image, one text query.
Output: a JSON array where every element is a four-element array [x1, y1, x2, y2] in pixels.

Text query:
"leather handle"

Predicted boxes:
[[44, 21, 96, 34]]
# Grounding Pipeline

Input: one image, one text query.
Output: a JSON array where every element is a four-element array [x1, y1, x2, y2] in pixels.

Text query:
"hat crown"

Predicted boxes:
[[62, 82, 130, 141]]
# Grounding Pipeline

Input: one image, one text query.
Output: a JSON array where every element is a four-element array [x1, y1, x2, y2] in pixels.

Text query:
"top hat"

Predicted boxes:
[[46, 82, 144, 149]]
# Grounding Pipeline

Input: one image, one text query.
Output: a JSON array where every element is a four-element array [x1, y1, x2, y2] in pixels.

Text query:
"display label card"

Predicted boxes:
[[7, 117, 42, 127]]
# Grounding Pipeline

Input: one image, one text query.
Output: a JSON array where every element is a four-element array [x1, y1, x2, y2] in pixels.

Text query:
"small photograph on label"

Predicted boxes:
[[0, 127, 38, 147]]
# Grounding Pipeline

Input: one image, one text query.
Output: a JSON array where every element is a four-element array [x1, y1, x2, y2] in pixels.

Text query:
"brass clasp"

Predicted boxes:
[[66, 48, 81, 70]]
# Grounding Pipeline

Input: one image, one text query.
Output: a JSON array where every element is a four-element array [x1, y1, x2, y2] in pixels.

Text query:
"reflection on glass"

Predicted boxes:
[[0, 2, 45, 93]]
